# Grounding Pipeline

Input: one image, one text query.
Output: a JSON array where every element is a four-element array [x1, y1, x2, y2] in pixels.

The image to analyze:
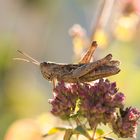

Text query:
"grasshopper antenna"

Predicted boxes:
[[13, 50, 40, 66]]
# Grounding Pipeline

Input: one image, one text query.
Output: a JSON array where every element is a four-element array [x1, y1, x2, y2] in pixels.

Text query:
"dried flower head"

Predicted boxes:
[[112, 107, 140, 138], [69, 24, 86, 38]]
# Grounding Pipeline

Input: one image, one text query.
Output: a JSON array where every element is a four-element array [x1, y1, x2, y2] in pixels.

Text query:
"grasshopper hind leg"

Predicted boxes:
[[79, 41, 97, 64], [71, 54, 112, 79]]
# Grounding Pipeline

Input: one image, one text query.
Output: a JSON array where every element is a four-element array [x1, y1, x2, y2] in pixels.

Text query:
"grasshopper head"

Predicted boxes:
[[40, 62, 52, 81]]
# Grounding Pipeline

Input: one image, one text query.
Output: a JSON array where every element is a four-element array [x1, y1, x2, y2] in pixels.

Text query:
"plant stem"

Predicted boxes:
[[92, 123, 98, 140], [95, 131, 113, 140], [90, 0, 106, 40], [91, 0, 115, 40], [75, 117, 92, 140], [75, 118, 79, 140]]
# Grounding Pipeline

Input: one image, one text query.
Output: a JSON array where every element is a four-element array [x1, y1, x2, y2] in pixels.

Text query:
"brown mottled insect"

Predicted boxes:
[[14, 41, 120, 87]]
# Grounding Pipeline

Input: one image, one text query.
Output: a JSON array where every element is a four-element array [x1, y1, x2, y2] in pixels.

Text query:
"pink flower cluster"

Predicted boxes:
[[49, 79, 140, 138]]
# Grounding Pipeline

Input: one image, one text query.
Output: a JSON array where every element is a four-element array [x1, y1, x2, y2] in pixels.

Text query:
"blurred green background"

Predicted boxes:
[[0, 0, 140, 139]]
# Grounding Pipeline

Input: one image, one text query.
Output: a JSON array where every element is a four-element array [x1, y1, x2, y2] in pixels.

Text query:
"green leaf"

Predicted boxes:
[[70, 99, 81, 118], [74, 125, 91, 139], [43, 127, 68, 137], [74, 99, 81, 113], [64, 129, 73, 140], [70, 113, 79, 118], [96, 128, 105, 136], [103, 137, 116, 140]]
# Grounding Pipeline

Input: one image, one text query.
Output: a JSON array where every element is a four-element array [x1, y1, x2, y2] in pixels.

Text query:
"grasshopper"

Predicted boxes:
[[15, 41, 120, 87]]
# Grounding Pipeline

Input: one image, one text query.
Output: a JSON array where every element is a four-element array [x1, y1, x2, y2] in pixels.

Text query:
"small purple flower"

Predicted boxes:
[[79, 79, 125, 127], [111, 92, 125, 108], [49, 82, 78, 119]]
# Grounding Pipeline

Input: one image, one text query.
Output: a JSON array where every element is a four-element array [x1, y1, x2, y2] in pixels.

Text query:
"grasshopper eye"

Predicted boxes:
[[40, 62, 47, 68], [40, 62, 48, 72], [40, 62, 52, 81]]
